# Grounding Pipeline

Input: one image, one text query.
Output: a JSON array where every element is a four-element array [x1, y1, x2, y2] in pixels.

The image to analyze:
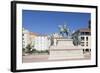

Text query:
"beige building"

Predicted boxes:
[[22, 28, 38, 49], [34, 35, 51, 51], [22, 28, 30, 48], [29, 32, 38, 48], [72, 28, 91, 54]]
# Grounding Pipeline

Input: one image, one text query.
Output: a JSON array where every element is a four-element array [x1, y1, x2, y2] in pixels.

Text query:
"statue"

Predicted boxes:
[[58, 24, 69, 37]]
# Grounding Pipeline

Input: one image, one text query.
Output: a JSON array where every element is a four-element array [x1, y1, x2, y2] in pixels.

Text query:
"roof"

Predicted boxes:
[[29, 32, 38, 36], [79, 28, 91, 32], [72, 28, 91, 35]]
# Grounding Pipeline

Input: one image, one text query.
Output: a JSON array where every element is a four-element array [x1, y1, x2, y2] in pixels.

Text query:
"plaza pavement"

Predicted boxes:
[[22, 53, 91, 63]]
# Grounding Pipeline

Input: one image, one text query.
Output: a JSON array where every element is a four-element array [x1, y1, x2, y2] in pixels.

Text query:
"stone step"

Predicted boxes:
[[50, 46, 81, 50], [49, 49, 84, 60]]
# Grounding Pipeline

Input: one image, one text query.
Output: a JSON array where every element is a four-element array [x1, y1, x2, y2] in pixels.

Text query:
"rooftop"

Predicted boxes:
[[29, 32, 39, 36], [72, 28, 91, 35], [78, 28, 91, 32]]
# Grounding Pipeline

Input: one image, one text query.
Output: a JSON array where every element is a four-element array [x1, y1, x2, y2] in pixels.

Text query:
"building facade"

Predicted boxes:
[[34, 36, 51, 51], [22, 28, 51, 51], [29, 32, 38, 49], [72, 28, 91, 54], [22, 28, 31, 48]]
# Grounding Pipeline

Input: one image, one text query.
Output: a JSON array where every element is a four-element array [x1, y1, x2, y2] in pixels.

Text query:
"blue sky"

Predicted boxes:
[[22, 10, 90, 35]]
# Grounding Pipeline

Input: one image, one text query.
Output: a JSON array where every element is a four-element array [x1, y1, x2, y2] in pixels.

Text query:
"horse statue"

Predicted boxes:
[[58, 24, 69, 37]]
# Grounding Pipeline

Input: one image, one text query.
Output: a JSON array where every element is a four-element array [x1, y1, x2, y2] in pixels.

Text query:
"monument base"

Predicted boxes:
[[49, 38, 84, 60], [49, 49, 84, 60]]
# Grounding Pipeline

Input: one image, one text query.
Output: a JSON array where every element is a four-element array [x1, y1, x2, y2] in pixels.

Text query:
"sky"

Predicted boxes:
[[22, 10, 90, 35]]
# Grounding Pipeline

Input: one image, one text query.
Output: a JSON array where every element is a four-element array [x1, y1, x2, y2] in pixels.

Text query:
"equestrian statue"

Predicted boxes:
[[58, 24, 69, 37]]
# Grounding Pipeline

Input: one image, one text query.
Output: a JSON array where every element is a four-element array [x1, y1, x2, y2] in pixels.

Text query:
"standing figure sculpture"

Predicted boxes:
[[58, 24, 69, 37]]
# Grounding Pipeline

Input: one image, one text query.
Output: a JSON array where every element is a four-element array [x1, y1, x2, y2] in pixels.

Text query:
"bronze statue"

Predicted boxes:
[[58, 24, 69, 37]]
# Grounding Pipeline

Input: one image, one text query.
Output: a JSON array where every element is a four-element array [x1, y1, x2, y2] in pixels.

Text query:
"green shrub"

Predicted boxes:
[[25, 44, 32, 53]]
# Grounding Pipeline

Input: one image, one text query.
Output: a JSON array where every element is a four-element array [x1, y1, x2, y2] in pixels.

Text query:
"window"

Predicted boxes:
[[81, 32, 84, 35], [81, 32, 91, 35], [22, 38, 24, 40], [85, 32, 90, 35], [86, 37, 88, 41], [85, 48, 89, 52], [81, 37, 84, 41], [22, 34, 24, 36], [86, 42, 88, 46], [81, 42, 84, 46], [90, 49, 91, 51], [83, 49, 85, 54]]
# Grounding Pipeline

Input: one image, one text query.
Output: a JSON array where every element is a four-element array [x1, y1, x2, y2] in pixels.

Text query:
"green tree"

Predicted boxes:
[[26, 44, 32, 53]]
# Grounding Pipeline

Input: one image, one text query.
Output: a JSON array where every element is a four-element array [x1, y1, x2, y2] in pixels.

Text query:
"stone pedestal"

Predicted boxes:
[[49, 38, 84, 60]]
